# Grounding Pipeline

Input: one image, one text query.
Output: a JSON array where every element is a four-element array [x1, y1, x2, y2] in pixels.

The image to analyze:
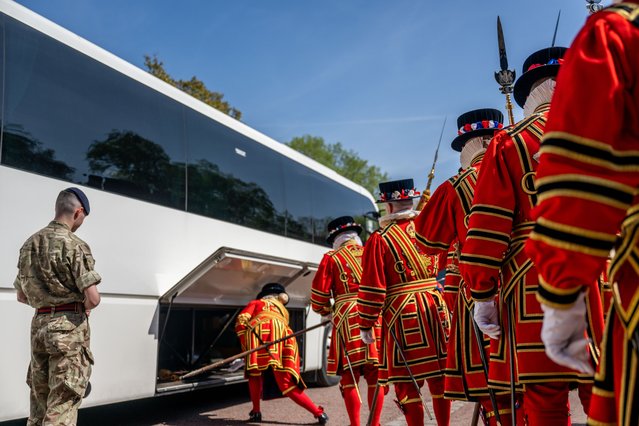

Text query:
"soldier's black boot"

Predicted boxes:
[[248, 410, 262, 423], [315, 407, 329, 425]]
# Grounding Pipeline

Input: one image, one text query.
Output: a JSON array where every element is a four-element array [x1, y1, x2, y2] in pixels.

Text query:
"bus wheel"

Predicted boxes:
[[315, 323, 340, 387]]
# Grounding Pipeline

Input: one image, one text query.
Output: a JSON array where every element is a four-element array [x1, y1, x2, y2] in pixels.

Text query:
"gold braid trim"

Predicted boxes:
[[485, 408, 512, 418], [398, 396, 422, 405]]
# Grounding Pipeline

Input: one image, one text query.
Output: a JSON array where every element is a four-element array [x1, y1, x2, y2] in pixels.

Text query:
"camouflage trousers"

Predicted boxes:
[[27, 312, 93, 426]]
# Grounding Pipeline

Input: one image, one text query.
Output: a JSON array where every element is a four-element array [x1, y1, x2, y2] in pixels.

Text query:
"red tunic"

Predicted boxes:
[[311, 242, 381, 375], [524, 4, 639, 424], [415, 161, 481, 252], [442, 242, 462, 310], [460, 105, 598, 389], [357, 215, 448, 384], [235, 298, 302, 383], [414, 156, 494, 401]]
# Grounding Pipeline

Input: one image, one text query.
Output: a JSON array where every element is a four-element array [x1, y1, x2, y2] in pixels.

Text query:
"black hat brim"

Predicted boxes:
[[375, 194, 421, 204], [256, 283, 287, 300], [450, 128, 499, 152], [326, 223, 363, 244], [513, 64, 560, 108]]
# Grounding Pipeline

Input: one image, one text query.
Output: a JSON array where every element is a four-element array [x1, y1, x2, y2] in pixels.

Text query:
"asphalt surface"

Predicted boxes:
[[2, 381, 588, 425]]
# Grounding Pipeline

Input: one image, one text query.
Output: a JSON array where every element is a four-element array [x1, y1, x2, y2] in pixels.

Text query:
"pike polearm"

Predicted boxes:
[[471, 307, 503, 426], [415, 116, 447, 211], [365, 380, 381, 426], [388, 325, 434, 421], [506, 301, 517, 426], [336, 328, 363, 404], [180, 319, 331, 380], [329, 290, 363, 404], [551, 10, 561, 47], [494, 16, 516, 126]]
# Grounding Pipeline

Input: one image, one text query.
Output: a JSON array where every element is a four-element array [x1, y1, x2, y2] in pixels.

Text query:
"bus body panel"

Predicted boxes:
[[0, 167, 329, 421], [0, 0, 376, 420]]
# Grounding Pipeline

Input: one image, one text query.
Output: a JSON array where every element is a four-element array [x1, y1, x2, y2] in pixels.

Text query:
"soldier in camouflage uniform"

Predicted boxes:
[[14, 188, 102, 426]]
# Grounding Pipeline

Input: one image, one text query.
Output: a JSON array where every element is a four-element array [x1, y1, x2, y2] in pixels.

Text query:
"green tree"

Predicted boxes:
[[287, 135, 388, 195], [144, 55, 242, 120]]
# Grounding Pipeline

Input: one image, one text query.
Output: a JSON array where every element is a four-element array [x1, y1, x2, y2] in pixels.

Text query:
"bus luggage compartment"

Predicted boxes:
[[155, 247, 313, 394], [155, 304, 305, 394]]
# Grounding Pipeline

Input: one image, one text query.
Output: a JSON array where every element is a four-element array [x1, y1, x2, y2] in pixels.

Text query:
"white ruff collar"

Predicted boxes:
[[379, 209, 418, 228]]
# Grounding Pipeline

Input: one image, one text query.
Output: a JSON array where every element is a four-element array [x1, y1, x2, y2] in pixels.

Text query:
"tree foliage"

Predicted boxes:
[[287, 135, 388, 195], [144, 55, 242, 120]]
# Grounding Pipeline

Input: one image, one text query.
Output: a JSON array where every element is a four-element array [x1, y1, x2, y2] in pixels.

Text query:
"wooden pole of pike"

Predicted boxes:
[[180, 319, 331, 380]]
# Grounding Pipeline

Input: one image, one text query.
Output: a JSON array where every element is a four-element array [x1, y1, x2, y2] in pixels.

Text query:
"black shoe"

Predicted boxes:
[[316, 410, 328, 425], [248, 411, 262, 423]]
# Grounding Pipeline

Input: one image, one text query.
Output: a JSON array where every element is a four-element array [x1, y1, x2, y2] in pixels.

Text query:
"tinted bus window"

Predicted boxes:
[[281, 160, 314, 243], [185, 110, 286, 234], [309, 172, 374, 244], [0, 15, 186, 208], [282, 162, 375, 245]]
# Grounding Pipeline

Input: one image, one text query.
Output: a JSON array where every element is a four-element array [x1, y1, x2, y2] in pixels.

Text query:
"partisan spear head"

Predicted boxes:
[[586, 0, 603, 14], [494, 16, 516, 92], [496, 16, 509, 71], [551, 10, 561, 47]]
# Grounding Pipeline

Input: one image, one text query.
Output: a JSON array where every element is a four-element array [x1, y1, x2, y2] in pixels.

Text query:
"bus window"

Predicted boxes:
[[1, 15, 187, 209], [184, 109, 287, 234]]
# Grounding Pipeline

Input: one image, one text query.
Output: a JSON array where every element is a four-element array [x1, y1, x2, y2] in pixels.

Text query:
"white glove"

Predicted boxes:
[[360, 328, 375, 345], [541, 292, 594, 375], [473, 298, 501, 339], [322, 312, 333, 322]]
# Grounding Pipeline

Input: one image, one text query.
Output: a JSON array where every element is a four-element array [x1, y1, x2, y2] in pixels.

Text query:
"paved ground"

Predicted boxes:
[[2, 381, 588, 425]]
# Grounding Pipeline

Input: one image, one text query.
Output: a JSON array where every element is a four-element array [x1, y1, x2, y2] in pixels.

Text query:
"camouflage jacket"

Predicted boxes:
[[14, 221, 101, 308]]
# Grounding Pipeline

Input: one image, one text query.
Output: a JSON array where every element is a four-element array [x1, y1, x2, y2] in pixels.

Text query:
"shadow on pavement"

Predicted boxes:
[[206, 419, 319, 425], [1, 383, 251, 426]]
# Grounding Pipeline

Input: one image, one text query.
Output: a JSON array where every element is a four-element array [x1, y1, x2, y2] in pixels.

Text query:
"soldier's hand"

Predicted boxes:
[[541, 292, 594, 375], [473, 298, 501, 339], [360, 328, 375, 345]]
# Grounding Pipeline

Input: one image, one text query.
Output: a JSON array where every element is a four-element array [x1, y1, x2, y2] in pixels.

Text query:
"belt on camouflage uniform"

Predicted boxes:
[[36, 302, 84, 315]]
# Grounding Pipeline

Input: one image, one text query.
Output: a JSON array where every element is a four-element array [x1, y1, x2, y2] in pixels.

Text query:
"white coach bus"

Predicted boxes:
[[0, 0, 377, 421]]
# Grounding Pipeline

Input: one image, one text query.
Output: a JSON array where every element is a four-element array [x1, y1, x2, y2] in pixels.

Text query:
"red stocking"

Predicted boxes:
[[341, 371, 362, 426], [395, 382, 424, 426], [248, 375, 262, 413], [287, 388, 323, 416], [363, 365, 384, 426], [427, 376, 450, 426], [273, 370, 322, 417], [343, 384, 361, 426]]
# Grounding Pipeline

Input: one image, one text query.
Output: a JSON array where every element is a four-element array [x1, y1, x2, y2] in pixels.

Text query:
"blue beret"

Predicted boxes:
[[65, 187, 90, 215]]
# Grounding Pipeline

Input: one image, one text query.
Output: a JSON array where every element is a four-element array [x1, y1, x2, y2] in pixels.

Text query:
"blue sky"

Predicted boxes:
[[15, 0, 604, 193]]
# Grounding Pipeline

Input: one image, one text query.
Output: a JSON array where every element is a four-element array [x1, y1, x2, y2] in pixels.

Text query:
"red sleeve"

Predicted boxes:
[[460, 132, 517, 301], [357, 232, 388, 329], [525, 12, 639, 307], [415, 180, 458, 254], [311, 254, 334, 316], [235, 300, 258, 338]]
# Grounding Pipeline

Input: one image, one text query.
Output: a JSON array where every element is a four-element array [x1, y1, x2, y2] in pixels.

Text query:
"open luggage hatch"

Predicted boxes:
[[155, 247, 317, 394]]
